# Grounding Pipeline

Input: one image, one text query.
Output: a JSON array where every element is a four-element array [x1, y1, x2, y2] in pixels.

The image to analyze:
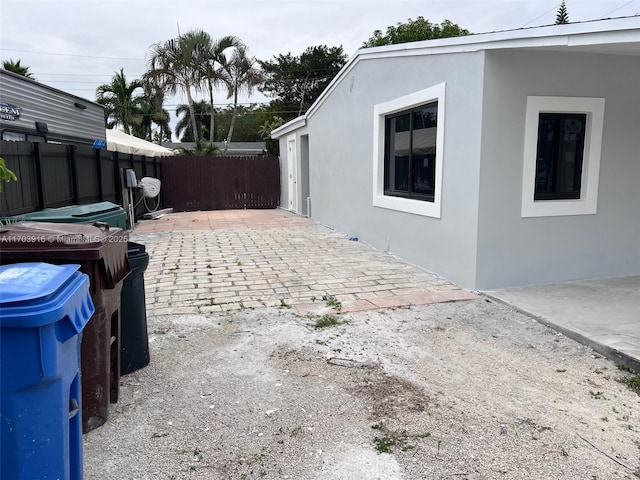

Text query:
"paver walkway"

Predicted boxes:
[[131, 209, 478, 316]]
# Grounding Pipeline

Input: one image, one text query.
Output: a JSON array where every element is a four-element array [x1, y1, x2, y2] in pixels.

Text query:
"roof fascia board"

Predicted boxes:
[[271, 116, 307, 138], [305, 17, 639, 120]]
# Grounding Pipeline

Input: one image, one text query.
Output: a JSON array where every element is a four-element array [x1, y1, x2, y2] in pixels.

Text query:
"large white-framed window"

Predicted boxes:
[[521, 96, 605, 217], [373, 83, 446, 218]]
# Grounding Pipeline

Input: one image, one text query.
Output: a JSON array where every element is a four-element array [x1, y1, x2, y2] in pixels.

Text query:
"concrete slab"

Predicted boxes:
[[485, 276, 640, 372]]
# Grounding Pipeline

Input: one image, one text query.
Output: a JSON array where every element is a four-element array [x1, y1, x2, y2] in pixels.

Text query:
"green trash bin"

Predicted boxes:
[[121, 242, 150, 375], [4, 202, 127, 230]]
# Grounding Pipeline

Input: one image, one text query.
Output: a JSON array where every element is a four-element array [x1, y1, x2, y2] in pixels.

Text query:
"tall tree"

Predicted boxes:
[[192, 31, 242, 144], [214, 104, 264, 142], [556, 1, 570, 24], [2, 59, 35, 79], [95, 68, 145, 134], [145, 31, 204, 143], [130, 91, 171, 143], [222, 45, 263, 151], [259, 45, 347, 119], [175, 100, 211, 142], [362, 17, 470, 47]]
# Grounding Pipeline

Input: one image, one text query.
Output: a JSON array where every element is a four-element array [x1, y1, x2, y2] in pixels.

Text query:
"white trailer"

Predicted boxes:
[[0, 69, 106, 146]]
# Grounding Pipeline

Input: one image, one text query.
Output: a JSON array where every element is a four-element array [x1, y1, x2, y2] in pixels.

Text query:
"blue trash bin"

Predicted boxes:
[[0, 262, 95, 480]]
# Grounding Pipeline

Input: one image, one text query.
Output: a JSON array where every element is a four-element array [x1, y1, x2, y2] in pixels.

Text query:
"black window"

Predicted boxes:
[[534, 113, 586, 200], [384, 102, 437, 202], [1, 130, 46, 142]]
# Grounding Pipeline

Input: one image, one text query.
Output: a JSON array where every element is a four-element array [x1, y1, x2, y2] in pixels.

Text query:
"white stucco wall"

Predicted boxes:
[[305, 51, 486, 288], [476, 50, 640, 289]]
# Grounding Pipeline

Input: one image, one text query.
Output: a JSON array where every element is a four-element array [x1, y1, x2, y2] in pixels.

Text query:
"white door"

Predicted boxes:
[[287, 136, 297, 212]]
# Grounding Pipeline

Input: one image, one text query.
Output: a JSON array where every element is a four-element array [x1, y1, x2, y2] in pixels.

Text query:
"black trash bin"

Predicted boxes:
[[121, 242, 150, 375], [0, 221, 130, 433]]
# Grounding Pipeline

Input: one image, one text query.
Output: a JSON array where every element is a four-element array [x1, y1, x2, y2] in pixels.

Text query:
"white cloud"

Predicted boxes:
[[1, 0, 637, 137]]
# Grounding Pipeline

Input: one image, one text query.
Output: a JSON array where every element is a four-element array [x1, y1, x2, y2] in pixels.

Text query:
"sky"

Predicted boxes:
[[1, 0, 638, 138]]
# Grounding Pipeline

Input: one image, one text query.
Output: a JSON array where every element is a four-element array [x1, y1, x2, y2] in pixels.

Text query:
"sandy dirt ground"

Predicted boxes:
[[83, 297, 640, 479]]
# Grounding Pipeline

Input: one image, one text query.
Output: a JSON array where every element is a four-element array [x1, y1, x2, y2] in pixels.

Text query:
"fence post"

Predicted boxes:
[[95, 147, 104, 201], [69, 144, 79, 204], [113, 151, 122, 205], [33, 142, 45, 210]]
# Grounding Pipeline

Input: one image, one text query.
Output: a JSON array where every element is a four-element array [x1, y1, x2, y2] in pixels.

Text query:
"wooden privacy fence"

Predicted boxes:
[[161, 155, 280, 211], [0, 140, 162, 218]]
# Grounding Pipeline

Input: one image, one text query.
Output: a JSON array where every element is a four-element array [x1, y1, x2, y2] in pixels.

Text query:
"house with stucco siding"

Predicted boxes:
[[271, 17, 640, 290]]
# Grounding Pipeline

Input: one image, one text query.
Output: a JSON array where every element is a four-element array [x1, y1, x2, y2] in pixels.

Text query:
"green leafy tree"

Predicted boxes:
[[95, 68, 145, 134], [363, 17, 470, 47], [136, 77, 172, 143], [222, 45, 263, 151], [2, 59, 35, 79], [176, 140, 220, 156], [258, 115, 285, 140], [556, 1, 569, 24], [259, 45, 347, 119], [0, 157, 17, 192], [130, 93, 170, 142], [258, 115, 285, 155], [214, 104, 264, 142], [175, 100, 211, 142]]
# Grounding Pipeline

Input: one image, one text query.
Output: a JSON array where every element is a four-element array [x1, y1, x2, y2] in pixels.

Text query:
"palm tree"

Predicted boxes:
[[95, 68, 145, 134], [176, 140, 220, 156], [140, 78, 172, 143], [175, 101, 211, 142], [2, 59, 35, 79], [222, 45, 263, 152], [191, 30, 242, 144], [145, 30, 209, 143]]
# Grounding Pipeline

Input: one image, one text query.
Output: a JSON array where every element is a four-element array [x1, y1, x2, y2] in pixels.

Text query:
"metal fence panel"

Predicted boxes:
[[0, 141, 39, 216], [0, 140, 165, 218], [75, 145, 101, 204], [39, 143, 74, 208]]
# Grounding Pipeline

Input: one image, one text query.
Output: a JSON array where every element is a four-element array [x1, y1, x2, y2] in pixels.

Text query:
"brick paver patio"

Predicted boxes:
[[131, 209, 478, 315]]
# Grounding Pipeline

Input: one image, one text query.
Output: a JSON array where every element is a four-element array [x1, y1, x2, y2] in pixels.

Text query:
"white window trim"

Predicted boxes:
[[372, 83, 446, 218], [521, 96, 605, 218]]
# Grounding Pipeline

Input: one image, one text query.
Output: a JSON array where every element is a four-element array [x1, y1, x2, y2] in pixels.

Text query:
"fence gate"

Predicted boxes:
[[161, 155, 280, 212]]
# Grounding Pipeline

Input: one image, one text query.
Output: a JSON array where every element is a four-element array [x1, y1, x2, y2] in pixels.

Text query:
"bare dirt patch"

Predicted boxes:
[[83, 299, 640, 479]]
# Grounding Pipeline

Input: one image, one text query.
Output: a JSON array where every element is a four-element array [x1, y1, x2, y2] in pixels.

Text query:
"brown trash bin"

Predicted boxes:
[[0, 221, 130, 433]]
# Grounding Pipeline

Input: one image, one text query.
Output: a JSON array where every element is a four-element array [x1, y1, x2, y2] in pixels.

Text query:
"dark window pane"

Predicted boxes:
[[383, 102, 438, 201], [534, 113, 586, 200], [386, 114, 411, 193], [412, 154, 433, 196], [411, 104, 437, 197], [394, 155, 410, 191]]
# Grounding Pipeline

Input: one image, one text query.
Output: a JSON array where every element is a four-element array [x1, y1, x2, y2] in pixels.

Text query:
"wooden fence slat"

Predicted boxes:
[[161, 155, 280, 212]]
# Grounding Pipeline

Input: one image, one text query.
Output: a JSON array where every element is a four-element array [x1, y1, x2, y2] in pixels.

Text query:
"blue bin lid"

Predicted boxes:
[[0, 263, 95, 331], [0, 263, 80, 303]]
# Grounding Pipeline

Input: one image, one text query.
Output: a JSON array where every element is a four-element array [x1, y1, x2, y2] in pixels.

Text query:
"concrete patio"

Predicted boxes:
[[486, 276, 640, 372]]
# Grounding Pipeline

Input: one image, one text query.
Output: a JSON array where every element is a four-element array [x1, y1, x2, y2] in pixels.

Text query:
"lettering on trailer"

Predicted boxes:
[[0, 103, 20, 121]]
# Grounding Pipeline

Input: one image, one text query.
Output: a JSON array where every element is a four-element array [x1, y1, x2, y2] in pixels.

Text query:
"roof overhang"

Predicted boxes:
[[304, 16, 640, 120], [270, 115, 307, 139]]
